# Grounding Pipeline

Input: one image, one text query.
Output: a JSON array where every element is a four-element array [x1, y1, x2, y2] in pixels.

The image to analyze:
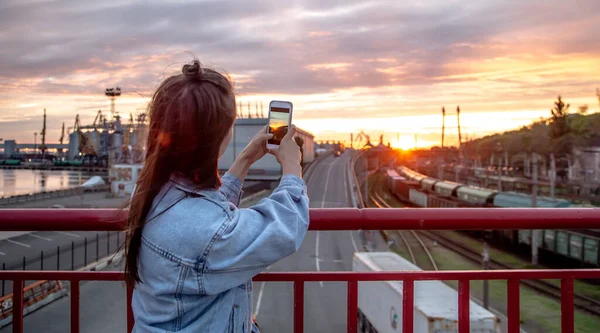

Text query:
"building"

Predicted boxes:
[[218, 118, 314, 180], [570, 146, 600, 196], [3, 140, 17, 158]]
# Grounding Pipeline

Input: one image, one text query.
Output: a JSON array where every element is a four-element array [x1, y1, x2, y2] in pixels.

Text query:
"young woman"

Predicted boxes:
[[125, 59, 309, 332]]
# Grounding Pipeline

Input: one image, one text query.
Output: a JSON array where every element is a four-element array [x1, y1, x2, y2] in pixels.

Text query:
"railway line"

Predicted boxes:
[[368, 175, 438, 271], [368, 171, 600, 317]]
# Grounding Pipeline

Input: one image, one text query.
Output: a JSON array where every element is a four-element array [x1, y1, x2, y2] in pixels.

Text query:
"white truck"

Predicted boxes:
[[353, 252, 501, 333]]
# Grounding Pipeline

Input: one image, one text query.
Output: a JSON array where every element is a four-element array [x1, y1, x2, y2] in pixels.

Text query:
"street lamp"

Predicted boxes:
[[495, 142, 503, 192]]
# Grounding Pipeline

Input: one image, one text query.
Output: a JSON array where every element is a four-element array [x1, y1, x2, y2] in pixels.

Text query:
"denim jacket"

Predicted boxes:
[[132, 173, 309, 332]]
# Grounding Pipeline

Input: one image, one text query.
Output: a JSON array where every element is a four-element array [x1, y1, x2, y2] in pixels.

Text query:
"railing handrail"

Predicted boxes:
[[0, 208, 598, 231], [0, 269, 598, 280]]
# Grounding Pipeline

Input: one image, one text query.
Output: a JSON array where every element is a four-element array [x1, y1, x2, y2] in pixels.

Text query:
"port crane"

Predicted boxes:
[[39, 109, 47, 157], [58, 122, 65, 154], [353, 130, 370, 149]]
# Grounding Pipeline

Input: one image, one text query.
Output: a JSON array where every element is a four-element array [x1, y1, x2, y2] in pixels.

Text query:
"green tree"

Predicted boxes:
[[549, 95, 570, 139]]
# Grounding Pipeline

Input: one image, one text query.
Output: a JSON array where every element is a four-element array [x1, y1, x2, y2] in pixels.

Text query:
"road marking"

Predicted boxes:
[[315, 231, 323, 287], [321, 159, 337, 208], [343, 159, 350, 205], [28, 233, 52, 241], [350, 230, 359, 253], [315, 158, 338, 288], [0, 252, 5, 256], [56, 231, 80, 238], [253, 266, 269, 317], [6, 239, 31, 248]]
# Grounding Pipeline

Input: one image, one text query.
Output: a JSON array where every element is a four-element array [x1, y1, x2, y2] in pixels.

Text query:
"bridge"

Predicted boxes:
[[0, 151, 598, 333]]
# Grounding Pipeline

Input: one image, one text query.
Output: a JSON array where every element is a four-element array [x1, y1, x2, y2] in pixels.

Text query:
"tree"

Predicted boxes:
[[549, 95, 570, 140], [578, 105, 589, 115]]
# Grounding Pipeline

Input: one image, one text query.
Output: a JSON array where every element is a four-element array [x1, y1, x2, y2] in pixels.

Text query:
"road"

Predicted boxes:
[[1, 151, 387, 332], [252, 152, 387, 333]]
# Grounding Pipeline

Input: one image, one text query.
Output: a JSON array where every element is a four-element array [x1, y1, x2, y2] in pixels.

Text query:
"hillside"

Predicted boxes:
[[463, 111, 600, 163]]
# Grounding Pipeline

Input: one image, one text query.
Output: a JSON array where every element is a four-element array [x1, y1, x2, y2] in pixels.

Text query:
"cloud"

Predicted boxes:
[[0, 0, 599, 142]]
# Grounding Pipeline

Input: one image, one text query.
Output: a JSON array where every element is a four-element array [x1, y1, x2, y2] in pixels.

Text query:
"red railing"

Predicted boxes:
[[0, 207, 599, 333]]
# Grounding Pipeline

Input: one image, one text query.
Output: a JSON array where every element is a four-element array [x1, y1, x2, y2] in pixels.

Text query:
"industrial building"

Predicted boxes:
[[219, 118, 314, 180]]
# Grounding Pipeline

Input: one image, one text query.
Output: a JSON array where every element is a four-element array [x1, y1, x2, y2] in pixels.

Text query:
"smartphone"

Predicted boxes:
[[266, 100, 293, 150]]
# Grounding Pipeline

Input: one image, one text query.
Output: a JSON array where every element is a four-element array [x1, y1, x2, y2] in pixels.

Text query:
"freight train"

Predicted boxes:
[[385, 167, 600, 268]]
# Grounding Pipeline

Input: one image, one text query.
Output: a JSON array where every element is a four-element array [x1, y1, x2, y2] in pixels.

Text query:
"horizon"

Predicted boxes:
[[1, 0, 599, 148]]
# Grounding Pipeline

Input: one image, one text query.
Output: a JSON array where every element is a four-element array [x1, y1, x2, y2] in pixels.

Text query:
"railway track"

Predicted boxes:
[[421, 229, 600, 317], [368, 175, 438, 270], [368, 172, 600, 317]]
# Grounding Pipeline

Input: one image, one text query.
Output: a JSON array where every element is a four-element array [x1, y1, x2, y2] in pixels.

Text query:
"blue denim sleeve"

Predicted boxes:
[[202, 175, 309, 294], [219, 172, 243, 206]]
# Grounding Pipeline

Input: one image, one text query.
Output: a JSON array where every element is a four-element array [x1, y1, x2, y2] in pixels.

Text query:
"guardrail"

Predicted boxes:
[[0, 208, 599, 333], [0, 186, 110, 207]]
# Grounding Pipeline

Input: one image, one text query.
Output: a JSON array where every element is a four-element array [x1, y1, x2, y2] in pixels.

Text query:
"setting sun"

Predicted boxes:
[[390, 135, 416, 150]]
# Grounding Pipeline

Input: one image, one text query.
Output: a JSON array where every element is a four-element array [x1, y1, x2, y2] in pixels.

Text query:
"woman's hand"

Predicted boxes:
[[239, 125, 272, 165], [269, 125, 302, 178]]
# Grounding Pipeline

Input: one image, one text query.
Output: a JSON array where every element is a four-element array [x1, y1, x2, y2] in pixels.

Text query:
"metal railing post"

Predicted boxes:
[[107, 231, 110, 255], [57, 246, 60, 270], [293, 281, 304, 333], [96, 233, 100, 262], [84, 237, 88, 267], [71, 241, 75, 270]]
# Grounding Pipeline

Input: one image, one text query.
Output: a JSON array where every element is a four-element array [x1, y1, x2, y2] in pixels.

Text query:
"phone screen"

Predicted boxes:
[[268, 106, 291, 145]]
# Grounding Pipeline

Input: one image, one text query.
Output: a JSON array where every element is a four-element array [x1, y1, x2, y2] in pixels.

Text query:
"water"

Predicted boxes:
[[0, 169, 97, 197]]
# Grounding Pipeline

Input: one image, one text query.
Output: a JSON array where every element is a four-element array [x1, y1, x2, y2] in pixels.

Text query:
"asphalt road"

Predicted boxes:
[[252, 152, 387, 333], [1, 152, 387, 332]]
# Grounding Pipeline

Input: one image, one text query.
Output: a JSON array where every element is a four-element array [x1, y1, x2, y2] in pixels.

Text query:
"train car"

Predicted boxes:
[[492, 192, 571, 208], [398, 166, 426, 183], [434, 181, 462, 197], [395, 180, 420, 202], [353, 252, 501, 333], [409, 188, 428, 207], [386, 169, 403, 193], [516, 229, 600, 267], [420, 178, 438, 192], [427, 193, 463, 208], [456, 186, 497, 206]]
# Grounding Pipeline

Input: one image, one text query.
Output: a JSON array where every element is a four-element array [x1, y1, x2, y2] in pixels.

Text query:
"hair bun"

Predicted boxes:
[[182, 60, 203, 79]]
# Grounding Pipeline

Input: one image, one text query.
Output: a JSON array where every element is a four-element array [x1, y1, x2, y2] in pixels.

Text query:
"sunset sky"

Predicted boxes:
[[1, 0, 599, 149]]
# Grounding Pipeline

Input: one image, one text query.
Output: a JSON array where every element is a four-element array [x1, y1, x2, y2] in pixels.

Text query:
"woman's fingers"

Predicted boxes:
[[282, 125, 297, 141]]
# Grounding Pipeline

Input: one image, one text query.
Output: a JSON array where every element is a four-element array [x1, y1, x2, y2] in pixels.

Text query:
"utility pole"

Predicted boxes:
[[504, 151, 509, 175], [455, 165, 460, 183], [482, 238, 490, 309], [441, 107, 446, 148], [350, 133, 353, 149], [497, 143, 503, 192], [550, 153, 556, 199], [457, 106, 462, 164], [532, 152, 539, 265]]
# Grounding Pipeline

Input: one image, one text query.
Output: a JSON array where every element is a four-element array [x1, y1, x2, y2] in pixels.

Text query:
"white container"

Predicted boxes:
[[409, 189, 428, 207], [353, 252, 501, 333]]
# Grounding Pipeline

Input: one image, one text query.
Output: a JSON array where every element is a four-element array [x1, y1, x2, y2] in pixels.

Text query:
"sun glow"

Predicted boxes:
[[390, 135, 416, 150]]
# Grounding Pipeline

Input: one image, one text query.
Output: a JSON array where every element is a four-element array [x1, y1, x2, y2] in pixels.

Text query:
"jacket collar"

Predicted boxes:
[[169, 174, 224, 201]]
